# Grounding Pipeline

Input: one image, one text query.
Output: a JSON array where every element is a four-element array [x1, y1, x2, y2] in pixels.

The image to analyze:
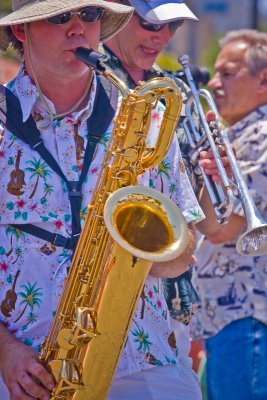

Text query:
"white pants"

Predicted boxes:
[[108, 363, 202, 400], [0, 324, 196, 400], [1, 363, 201, 400]]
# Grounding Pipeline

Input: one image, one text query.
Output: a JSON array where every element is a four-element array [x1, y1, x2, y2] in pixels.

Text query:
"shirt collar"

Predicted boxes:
[[14, 65, 38, 122], [13, 64, 97, 125], [230, 105, 267, 135]]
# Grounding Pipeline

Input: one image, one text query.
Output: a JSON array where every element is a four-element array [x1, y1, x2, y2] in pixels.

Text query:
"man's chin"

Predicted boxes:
[[218, 109, 231, 124], [139, 59, 157, 72], [214, 99, 225, 116]]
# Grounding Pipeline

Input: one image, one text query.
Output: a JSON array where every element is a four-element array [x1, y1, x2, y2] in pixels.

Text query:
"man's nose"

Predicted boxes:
[[152, 24, 174, 45], [208, 73, 221, 90], [67, 13, 84, 36]]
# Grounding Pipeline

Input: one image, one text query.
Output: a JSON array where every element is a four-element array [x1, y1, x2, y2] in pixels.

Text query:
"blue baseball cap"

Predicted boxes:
[[128, 0, 198, 24]]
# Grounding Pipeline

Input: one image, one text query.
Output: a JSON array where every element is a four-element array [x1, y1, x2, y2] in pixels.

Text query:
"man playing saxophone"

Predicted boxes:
[[0, 1, 229, 399]]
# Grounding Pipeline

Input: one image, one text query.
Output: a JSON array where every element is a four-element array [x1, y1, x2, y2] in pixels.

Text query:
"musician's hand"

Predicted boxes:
[[198, 148, 232, 183], [0, 331, 54, 400], [150, 226, 196, 278], [198, 110, 232, 183]]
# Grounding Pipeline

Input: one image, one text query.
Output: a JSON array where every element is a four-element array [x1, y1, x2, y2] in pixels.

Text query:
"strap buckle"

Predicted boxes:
[[53, 234, 71, 249], [68, 190, 82, 198], [32, 139, 44, 150], [53, 233, 80, 250], [68, 181, 82, 199]]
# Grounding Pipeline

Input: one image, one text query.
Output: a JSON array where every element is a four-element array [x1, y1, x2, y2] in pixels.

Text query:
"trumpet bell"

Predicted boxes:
[[104, 185, 188, 262], [236, 224, 267, 256]]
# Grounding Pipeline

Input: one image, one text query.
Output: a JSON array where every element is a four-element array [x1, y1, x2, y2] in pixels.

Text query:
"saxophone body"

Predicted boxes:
[[39, 49, 187, 400]]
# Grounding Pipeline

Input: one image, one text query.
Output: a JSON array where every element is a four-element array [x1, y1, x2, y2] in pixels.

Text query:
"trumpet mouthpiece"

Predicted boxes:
[[178, 54, 190, 67]]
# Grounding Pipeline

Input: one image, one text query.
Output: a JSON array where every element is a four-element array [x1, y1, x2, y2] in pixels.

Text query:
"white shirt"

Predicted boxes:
[[192, 106, 267, 340], [0, 66, 204, 382]]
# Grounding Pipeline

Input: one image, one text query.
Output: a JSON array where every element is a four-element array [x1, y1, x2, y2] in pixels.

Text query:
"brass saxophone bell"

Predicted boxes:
[[104, 185, 188, 262]]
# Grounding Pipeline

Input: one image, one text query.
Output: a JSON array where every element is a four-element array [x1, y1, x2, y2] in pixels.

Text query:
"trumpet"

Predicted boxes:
[[178, 54, 267, 257]]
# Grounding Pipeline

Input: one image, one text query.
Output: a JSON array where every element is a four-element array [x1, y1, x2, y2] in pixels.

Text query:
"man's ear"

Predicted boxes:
[[11, 24, 26, 44], [258, 67, 267, 93]]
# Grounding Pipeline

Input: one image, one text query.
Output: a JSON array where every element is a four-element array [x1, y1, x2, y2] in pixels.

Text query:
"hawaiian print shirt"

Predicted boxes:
[[101, 45, 199, 191], [192, 105, 267, 340], [102, 45, 200, 324], [0, 66, 204, 380]]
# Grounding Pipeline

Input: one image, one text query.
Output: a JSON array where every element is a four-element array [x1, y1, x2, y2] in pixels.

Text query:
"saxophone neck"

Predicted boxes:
[[101, 69, 131, 98], [75, 47, 130, 97]]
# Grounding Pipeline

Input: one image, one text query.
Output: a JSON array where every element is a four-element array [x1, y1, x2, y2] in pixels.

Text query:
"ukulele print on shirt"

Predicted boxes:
[[1, 269, 21, 317], [74, 124, 85, 163], [7, 150, 26, 196]]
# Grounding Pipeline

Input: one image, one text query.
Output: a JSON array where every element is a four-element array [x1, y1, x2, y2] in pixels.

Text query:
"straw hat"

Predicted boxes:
[[0, 0, 133, 52]]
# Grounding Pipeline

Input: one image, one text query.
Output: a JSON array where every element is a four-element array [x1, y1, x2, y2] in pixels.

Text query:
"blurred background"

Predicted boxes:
[[1, 0, 267, 83], [158, 0, 267, 72], [0, 0, 19, 83]]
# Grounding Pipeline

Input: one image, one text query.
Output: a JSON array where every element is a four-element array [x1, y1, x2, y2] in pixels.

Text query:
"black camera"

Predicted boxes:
[[175, 65, 210, 88]]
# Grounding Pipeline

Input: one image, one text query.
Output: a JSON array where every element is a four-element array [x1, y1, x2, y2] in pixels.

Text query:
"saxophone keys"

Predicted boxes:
[[57, 328, 75, 350], [48, 359, 83, 398]]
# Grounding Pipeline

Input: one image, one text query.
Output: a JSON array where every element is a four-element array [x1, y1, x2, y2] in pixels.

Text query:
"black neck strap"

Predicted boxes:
[[0, 74, 118, 250]]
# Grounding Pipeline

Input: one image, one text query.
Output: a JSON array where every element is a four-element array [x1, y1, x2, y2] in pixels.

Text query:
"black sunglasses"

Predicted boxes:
[[47, 7, 105, 25], [138, 15, 184, 32], [119, 0, 184, 32]]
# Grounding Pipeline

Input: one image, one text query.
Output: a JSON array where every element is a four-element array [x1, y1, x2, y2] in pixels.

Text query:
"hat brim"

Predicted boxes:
[[128, 0, 198, 24], [0, 0, 133, 52]]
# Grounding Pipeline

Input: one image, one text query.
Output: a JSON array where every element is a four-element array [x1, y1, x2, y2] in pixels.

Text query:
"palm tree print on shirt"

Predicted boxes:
[[168, 182, 177, 199], [189, 209, 203, 220], [5, 226, 24, 257], [40, 183, 54, 204], [158, 158, 171, 193], [25, 158, 52, 199], [13, 282, 43, 323], [7, 133, 19, 148], [22, 311, 37, 331], [131, 319, 152, 353], [99, 132, 111, 151], [12, 246, 22, 264]]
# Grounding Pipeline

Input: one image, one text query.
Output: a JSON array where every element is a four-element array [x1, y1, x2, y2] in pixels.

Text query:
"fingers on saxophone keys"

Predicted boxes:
[[13, 374, 47, 400], [27, 361, 55, 393], [9, 382, 30, 400], [18, 365, 54, 400]]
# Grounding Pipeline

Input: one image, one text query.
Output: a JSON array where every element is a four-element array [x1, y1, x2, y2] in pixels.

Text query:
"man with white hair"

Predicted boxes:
[[192, 29, 267, 400]]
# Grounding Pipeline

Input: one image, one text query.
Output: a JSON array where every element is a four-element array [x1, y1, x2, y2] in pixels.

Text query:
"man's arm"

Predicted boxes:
[[0, 324, 55, 400], [150, 224, 196, 278], [196, 184, 246, 244], [193, 141, 247, 244]]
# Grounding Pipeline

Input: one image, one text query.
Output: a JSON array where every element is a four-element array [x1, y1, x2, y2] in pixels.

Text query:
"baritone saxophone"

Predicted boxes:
[[39, 48, 188, 400]]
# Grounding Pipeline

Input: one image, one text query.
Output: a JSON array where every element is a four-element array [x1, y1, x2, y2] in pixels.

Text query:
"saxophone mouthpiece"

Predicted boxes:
[[75, 47, 107, 73], [75, 47, 131, 97]]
